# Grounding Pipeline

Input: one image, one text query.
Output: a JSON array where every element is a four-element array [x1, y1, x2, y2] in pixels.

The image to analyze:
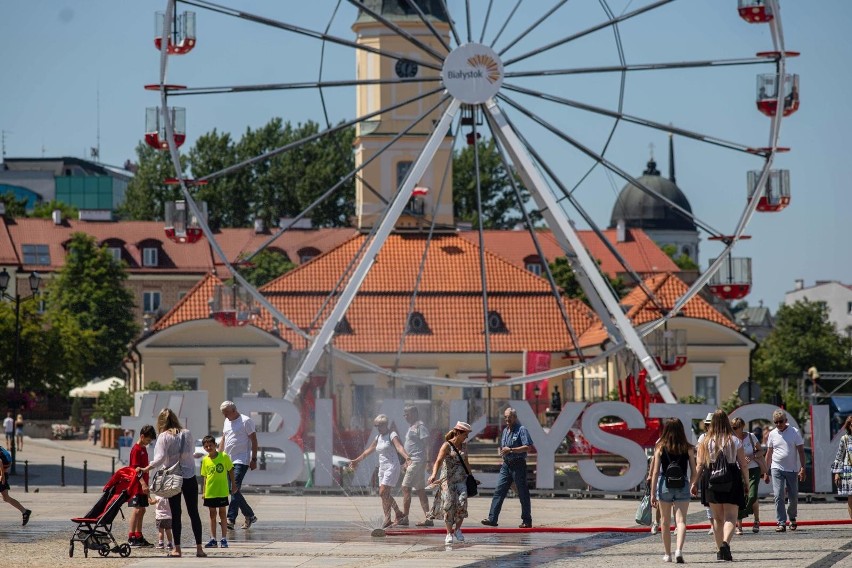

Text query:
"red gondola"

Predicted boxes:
[[145, 107, 186, 150], [154, 11, 196, 55], [747, 169, 790, 212], [756, 74, 799, 118], [708, 257, 752, 300], [649, 328, 687, 372], [738, 0, 773, 24], [210, 284, 257, 327], [164, 201, 206, 244]]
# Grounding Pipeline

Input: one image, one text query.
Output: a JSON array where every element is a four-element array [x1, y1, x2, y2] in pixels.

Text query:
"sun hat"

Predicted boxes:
[[454, 421, 472, 432], [704, 412, 714, 424]]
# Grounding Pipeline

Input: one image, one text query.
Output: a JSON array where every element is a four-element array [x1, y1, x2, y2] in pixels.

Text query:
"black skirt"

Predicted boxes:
[[701, 464, 745, 508]]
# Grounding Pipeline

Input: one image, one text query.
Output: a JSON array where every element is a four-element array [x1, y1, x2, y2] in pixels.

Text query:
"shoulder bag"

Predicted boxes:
[[150, 431, 186, 499], [841, 435, 852, 483], [449, 442, 478, 497], [635, 481, 652, 526]]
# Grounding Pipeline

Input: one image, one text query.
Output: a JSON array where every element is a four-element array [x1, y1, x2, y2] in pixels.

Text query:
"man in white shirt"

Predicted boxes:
[[3, 413, 13, 447], [218, 401, 258, 530], [765, 409, 806, 532], [399, 405, 430, 526]]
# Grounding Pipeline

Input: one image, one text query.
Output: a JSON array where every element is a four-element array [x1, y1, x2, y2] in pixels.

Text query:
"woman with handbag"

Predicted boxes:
[[690, 409, 749, 562], [137, 408, 206, 558], [349, 414, 411, 529], [732, 417, 768, 534], [650, 418, 696, 564], [831, 416, 852, 519], [428, 421, 472, 546]]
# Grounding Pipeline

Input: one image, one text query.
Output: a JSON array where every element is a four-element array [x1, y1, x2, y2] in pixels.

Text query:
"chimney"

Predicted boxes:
[[254, 217, 265, 234], [52, 209, 62, 225], [616, 218, 627, 243], [794, 278, 804, 290]]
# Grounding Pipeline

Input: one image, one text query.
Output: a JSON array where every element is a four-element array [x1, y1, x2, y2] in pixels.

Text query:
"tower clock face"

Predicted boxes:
[[395, 59, 418, 78]]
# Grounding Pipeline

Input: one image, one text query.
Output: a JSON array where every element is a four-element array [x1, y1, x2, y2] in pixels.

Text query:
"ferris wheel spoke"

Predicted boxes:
[[502, 0, 676, 67], [391, 125, 462, 372], [504, 56, 773, 79], [244, 93, 452, 262], [180, 0, 442, 71], [502, 82, 758, 155], [344, 0, 445, 63], [469, 108, 497, 383], [496, 0, 570, 58], [166, 77, 441, 97], [497, 92, 723, 238], [438, 0, 462, 46], [492, 109, 668, 316], [488, 0, 522, 49], [478, 0, 495, 44], [196, 85, 444, 183], [402, 0, 452, 53], [465, 0, 473, 43], [484, 119, 588, 359]]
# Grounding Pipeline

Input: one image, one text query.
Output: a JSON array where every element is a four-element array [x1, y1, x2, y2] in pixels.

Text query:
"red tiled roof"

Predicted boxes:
[[460, 228, 678, 278], [5, 218, 214, 273], [157, 234, 603, 353], [212, 227, 358, 267], [154, 272, 222, 330], [620, 272, 740, 331], [0, 218, 19, 264]]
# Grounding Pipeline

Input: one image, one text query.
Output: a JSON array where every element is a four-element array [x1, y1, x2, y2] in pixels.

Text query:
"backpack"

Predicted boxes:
[[708, 444, 733, 492], [663, 449, 686, 489], [0, 446, 11, 469]]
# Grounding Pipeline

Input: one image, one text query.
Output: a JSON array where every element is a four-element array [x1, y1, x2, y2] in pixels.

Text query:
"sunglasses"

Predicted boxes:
[[773, 420, 785, 424]]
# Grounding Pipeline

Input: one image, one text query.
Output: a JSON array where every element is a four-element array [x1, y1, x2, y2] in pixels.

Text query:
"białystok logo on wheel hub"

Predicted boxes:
[[442, 43, 504, 104]]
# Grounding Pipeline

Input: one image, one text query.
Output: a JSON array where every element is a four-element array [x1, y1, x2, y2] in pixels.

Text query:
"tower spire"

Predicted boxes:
[[668, 132, 676, 183]]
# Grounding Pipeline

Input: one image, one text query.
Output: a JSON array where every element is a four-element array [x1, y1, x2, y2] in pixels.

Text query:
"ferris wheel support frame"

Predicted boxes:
[[484, 99, 674, 404], [283, 97, 462, 402]]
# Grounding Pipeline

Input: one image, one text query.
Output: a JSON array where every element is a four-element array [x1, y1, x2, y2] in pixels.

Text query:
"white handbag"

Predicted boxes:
[[149, 432, 185, 498]]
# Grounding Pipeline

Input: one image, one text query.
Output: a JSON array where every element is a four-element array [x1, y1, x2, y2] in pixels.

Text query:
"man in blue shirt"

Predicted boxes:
[[481, 407, 533, 528]]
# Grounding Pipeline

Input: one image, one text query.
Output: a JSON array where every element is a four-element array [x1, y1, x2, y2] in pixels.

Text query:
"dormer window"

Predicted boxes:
[[406, 312, 431, 334], [524, 255, 543, 276], [335, 317, 353, 335], [143, 247, 159, 267], [107, 247, 122, 263], [487, 311, 508, 333], [298, 247, 320, 264]]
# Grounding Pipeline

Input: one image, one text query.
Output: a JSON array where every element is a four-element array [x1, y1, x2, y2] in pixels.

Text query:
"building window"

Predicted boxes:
[[107, 247, 122, 263], [487, 311, 508, 333], [403, 384, 430, 401], [848, 301, 852, 315], [298, 247, 320, 264], [695, 375, 718, 406], [397, 161, 413, 189], [526, 262, 542, 276], [178, 291, 188, 300], [143, 291, 161, 313], [143, 247, 158, 267], [407, 312, 431, 334], [174, 378, 198, 390], [22, 244, 50, 265], [226, 377, 250, 402]]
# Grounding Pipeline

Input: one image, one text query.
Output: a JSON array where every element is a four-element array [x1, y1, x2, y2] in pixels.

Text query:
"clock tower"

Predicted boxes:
[[352, 1, 455, 231]]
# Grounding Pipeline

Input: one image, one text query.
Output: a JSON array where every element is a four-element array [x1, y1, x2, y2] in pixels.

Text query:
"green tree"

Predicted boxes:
[[452, 138, 537, 229], [93, 384, 134, 425], [753, 299, 852, 422], [0, 191, 28, 217], [118, 142, 186, 221], [237, 249, 297, 288], [46, 233, 139, 382], [661, 244, 699, 271], [549, 256, 626, 306], [31, 200, 78, 219]]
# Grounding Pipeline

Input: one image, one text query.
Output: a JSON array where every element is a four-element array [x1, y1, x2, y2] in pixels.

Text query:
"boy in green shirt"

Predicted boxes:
[[200, 435, 235, 548]]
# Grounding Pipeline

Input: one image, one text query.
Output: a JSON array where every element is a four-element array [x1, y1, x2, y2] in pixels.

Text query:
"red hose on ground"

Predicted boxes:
[[385, 518, 852, 536]]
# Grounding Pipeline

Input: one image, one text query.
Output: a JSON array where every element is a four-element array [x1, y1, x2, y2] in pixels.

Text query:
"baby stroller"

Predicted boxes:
[[69, 466, 142, 558]]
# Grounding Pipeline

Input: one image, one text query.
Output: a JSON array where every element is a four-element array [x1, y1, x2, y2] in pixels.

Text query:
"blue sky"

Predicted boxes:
[[1, 1, 849, 313]]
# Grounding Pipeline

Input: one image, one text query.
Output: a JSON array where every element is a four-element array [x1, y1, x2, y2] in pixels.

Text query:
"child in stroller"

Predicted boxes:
[[69, 466, 143, 558]]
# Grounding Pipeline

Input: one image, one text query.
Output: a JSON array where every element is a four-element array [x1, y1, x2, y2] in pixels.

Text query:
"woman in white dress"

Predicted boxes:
[[350, 414, 411, 528]]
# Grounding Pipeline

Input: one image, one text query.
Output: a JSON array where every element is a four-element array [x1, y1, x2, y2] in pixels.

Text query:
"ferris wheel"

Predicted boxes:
[[146, 0, 796, 404]]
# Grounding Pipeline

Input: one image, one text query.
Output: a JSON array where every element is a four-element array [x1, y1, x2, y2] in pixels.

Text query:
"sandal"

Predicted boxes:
[[735, 528, 743, 535]]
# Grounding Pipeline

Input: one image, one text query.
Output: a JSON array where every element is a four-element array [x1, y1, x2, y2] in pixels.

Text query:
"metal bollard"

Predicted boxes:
[[111, 457, 115, 475], [24, 461, 28, 493], [61, 455, 65, 487], [83, 460, 88, 493]]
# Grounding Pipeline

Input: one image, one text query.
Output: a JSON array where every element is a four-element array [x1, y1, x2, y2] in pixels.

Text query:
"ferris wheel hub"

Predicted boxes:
[[441, 43, 504, 104]]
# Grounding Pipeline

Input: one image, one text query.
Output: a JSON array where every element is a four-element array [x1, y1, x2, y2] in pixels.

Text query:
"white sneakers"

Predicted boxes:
[[444, 533, 453, 545], [454, 529, 464, 542], [662, 554, 671, 562], [651, 522, 659, 535]]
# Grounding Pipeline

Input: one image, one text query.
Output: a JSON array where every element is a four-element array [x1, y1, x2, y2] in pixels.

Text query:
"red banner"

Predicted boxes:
[[523, 351, 551, 404]]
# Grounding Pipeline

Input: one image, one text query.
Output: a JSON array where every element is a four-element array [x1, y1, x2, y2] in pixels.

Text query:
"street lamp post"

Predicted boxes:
[[0, 268, 42, 475]]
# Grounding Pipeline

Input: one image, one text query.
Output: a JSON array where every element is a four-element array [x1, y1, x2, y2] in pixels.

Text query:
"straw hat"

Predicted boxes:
[[454, 421, 472, 432]]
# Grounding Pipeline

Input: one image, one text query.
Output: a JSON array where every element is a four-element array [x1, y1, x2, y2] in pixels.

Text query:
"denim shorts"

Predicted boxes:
[[657, 477, 691, 502]]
